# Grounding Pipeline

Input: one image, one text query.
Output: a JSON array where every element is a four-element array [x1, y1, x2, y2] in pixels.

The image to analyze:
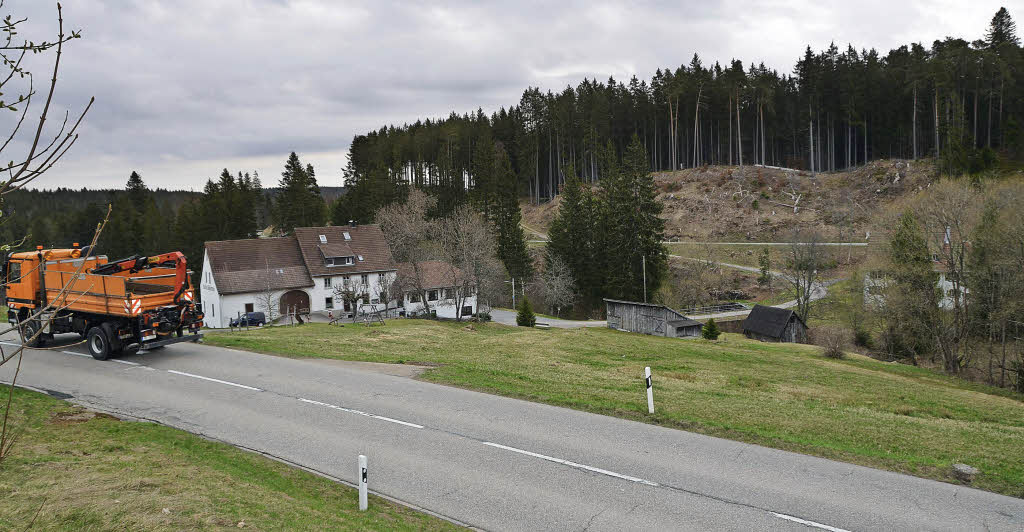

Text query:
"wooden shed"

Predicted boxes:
[[604, 299, 703, 338], [741, 305, 808, 343]]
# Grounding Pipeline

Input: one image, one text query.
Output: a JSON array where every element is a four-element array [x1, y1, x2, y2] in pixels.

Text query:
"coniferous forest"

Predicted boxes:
[[333, 7, 1024, 222]]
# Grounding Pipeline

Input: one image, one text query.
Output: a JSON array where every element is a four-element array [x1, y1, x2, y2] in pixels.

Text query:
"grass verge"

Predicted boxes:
[[0, 387, 461, 530], [206, 320, 1024, 498]]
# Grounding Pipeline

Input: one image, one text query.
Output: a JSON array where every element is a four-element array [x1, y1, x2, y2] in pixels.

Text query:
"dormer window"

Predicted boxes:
[[319, 234, 327, 244], [357, 255, 364, 261], [325, 256, 355, 267], [343, 231, 351, 241]]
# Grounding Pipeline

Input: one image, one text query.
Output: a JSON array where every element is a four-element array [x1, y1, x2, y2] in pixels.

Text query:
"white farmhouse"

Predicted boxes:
[[200, 224, 399, 328]]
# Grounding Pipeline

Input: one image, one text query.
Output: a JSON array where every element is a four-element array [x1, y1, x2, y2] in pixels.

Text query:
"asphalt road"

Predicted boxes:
[[2, 334, 1022, 531]]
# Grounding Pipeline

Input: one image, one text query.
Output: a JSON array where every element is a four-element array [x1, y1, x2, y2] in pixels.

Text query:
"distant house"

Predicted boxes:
[[741, 305, 808, 343], [396, 260, 478, 320], [604, 299, 703, 338], [200, 224, 398, 328]]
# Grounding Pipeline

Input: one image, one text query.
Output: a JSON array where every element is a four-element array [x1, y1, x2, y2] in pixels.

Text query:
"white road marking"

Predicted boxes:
[[481, 441, 660, 487], [63, 350, 92, 358], [112, 359, 140, 365], [771, 512, 852, 532], [299, 398, 424, 429], [166, 370, 263, 392]]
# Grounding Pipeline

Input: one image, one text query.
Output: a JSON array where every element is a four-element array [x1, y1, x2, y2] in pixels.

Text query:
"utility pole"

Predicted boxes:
[[511, 278, 516, 308], [642, 256, 648, 303]]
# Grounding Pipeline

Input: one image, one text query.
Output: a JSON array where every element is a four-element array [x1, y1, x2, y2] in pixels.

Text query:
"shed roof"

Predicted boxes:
[[204, 237, 313, 295], [667, 318, 704, 328], [741, 305, 806, 338]]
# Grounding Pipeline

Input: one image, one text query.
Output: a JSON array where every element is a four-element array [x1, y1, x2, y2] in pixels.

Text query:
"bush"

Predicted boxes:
[[476, 311, 492, 322], [813, 325, 852, 359], [702, 318, 721, 340], [516, 297, 536, 327]]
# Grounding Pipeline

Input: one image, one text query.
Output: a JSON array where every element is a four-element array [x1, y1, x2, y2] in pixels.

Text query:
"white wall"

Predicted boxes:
[[311, 270, 396, 315], [403, 288, 477, 319], [199, 249, 292, 328]]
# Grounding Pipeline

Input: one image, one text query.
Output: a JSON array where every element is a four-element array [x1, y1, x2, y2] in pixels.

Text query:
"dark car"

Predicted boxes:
[[230, 311, 266, 328]]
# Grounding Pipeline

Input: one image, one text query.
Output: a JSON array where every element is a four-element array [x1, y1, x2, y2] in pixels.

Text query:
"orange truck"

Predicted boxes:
[[2, 245, 204, 360]]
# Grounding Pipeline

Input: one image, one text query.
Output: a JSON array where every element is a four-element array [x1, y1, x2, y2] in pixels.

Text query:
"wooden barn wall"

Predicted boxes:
[[606, 302, 670, 337]]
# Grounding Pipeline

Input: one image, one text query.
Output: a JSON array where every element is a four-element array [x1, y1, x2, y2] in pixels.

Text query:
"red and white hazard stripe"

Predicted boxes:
[[182, 290, 193, 302], [124, 298, 142, 316]]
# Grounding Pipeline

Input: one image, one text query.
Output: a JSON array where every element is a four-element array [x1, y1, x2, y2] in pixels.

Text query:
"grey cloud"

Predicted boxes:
[[3, 0, 1005, 189]]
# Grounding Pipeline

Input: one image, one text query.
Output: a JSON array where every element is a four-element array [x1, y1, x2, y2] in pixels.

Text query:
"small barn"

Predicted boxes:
[[741, 305, 808, 343], [604, 299, 703, 338]]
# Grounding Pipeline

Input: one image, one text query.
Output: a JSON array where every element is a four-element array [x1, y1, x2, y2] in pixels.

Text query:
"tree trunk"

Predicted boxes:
[[808, 104, 814, 173], [912, 84, 918, 160], [736, 89, 743, 166], [934, 87, 941, 159]]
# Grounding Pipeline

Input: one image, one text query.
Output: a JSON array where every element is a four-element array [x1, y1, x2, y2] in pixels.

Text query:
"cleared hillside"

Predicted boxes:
[[524, 159, 944, 242]]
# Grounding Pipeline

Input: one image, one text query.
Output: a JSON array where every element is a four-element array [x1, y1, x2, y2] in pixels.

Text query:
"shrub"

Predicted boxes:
[[813, 325, 852, 359], [477, 311, 492, 322], [702, 318, 721, 340], [516, 297, 536, 327]]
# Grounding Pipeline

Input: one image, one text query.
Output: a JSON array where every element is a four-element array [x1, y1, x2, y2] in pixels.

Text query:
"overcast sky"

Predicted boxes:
[[7, 0, 1010, 191]]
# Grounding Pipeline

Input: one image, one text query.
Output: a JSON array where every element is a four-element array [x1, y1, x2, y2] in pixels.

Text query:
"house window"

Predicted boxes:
[[428, 290, 438, 301], [371, 298, 379, 305], [245, 303, 254, 313], [343, 231, 351, 241], [361, 274, 369, 285], [343, 276, 350, 283], [343, 300, 351, 312], [325, 297, 334, 309], [357, 255, 364, 261], [319, 234, 327, 244], [323, 277, 332, 288], [408, 292, 420, 303]]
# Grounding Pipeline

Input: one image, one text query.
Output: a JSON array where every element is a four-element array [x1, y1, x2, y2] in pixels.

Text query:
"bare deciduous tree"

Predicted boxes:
[[783, 230, 824, 323], [436, 205, 504, 321], [540, 255, 575, 317], [377, 189, 439, 315]]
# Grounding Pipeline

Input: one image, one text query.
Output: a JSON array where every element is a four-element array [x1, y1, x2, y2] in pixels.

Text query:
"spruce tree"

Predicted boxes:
[[546, 165, 601, 308], [516, 296, 536, 327], [493, 147, 532, 279], [599, 135, 667, 302], [986, 7, 1020, 49], [702, 318, 721, 340], [274, 152, 326, 234]]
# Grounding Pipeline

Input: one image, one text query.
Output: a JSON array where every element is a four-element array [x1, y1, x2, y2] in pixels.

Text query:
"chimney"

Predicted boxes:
[[349, 219, 357, 228]]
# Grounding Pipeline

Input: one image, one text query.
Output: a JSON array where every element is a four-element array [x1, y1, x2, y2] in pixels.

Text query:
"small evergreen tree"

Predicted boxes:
[[516, 296, 536, 327], [702, 317, 721, 340], [757, 248, 772, 289]]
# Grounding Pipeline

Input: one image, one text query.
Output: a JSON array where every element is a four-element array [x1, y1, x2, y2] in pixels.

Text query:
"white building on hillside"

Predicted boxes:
[[200, 224, 398, 328]]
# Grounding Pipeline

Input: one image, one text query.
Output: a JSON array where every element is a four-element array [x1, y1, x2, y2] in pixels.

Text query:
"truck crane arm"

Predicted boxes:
[[90, 252, 189, 303]]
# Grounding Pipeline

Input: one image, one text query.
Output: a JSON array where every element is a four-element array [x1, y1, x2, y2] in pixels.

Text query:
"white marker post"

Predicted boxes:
[[644, 367, 654, 414], [358, 454, 368, 511]]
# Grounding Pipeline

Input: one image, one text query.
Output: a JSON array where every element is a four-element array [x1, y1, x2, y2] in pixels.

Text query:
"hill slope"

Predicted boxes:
[[524, 159, 946, 242]]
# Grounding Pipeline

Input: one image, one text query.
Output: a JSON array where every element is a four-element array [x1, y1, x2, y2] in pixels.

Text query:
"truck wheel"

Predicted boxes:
[[87, 327, 111, 360], [23, 320, 43, 348]]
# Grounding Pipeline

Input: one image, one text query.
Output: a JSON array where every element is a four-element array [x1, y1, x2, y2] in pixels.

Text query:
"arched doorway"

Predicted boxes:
[[280, 290, 310, 317]]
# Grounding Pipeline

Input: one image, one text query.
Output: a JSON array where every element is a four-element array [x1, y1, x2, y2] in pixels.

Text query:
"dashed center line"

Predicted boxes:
[[166, 370, 263, 391], [481, 441, 660, 487], [299, 398, 424, 429]]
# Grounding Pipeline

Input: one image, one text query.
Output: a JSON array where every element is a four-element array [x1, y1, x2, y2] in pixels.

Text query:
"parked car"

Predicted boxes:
[[230, 311, 266, 328]]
